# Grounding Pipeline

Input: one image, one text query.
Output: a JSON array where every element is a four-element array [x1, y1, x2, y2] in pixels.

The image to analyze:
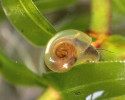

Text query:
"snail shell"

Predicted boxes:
[[44, 29, 99, 72]]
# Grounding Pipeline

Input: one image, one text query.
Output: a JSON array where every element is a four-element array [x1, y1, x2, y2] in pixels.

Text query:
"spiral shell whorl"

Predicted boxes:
[[49, 38, 77, 72]]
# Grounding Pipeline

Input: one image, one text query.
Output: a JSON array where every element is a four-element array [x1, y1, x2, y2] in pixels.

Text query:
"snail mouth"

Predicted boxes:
[[68, 56, 77, 66]]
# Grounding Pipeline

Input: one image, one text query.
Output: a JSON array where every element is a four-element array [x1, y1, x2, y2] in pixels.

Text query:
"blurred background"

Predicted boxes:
[[0, 0, 125, 100]]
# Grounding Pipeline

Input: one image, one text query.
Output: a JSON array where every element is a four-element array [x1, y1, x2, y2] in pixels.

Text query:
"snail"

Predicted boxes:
[[44, 29, 99, 72]]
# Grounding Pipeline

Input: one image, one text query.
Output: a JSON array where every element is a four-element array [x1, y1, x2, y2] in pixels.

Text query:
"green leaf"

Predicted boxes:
[[109, 95, 125, 100], [112, 0, 125, 35], [0, 4, 6, 21], [1, 0, 57, 46], [43, 62, 125, 100], [59, 13, 90, 32], [0, 49, 47, 87], [113, 0, 125, 14], [34, 0, 78, 12], [108, 35, 125, 44], [100, 36, 125, 61]]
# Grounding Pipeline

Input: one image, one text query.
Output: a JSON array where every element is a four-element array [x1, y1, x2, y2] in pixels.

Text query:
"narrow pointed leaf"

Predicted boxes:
[[1, 0, 56, 46], [34, 0, 77, 12], [43, 62, 125, 100], [108, 35, 125, 44], [0, 49, 47, 87], [113, 0, 125, 14], [0, 4, 6, 21]]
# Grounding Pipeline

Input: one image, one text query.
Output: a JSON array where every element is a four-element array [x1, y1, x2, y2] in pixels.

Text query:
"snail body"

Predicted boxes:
[[44, 29, 99, 72]]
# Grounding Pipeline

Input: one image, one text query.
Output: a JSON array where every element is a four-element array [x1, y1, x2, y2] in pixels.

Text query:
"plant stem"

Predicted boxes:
[[37, 87, 61, 100], [89, 0, 112, 48], [90, 0, 111, 36]]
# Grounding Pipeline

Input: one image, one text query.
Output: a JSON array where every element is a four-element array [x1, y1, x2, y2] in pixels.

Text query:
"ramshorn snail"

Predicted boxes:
[[44, 29, 99, 72]]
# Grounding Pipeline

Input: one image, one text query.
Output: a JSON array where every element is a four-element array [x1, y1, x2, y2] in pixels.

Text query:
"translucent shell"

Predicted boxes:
[[44, 29, 99, 72]]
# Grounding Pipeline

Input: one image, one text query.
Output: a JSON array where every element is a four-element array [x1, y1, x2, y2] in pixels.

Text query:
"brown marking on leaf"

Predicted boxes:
[[74, 91, 81, 95]]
